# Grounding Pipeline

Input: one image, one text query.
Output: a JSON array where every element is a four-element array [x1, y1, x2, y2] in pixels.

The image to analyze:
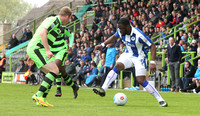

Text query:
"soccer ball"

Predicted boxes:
[[113, 93, 127, 106]]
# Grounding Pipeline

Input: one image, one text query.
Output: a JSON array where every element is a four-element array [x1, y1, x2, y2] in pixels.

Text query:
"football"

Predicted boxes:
[[113, 93, 127, 106]]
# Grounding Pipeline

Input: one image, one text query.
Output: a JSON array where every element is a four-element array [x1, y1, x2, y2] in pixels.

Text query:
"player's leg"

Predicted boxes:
[[93, 53, 133, 96], [55, 73, 62, 97], [54, 50, 79, 99], [28, 48, 58, 106], [33, 62, 59, 107], [101, 62, 124, 91], [58, 64, 79, 99], [134, 58, 168, 107]]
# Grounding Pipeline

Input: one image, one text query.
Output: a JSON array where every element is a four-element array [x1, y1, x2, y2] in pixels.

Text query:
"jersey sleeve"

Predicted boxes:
[[115, 29, 120, 38], [40, 17, 56, 31], [139, 35, 153, 47], [69, 33, 74, 48]]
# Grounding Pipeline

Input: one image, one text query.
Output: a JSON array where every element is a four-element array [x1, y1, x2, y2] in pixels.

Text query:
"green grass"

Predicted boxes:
[[0, 83, 200, 116]]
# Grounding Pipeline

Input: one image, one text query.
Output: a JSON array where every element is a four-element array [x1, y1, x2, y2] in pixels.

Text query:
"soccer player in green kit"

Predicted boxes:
[[27, 6, 78, 107]]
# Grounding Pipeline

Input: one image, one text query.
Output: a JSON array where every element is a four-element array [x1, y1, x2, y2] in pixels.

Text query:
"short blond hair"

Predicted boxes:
[[59, 6, 72, 16]]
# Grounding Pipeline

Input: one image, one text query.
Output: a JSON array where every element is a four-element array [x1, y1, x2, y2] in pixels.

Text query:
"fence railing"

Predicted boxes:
[[148, 51, 198, 85], [152, 14, 200, 51]]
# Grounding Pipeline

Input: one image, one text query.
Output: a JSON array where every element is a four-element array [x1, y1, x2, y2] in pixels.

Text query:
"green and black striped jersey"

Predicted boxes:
[[27, 16, 72, 54]]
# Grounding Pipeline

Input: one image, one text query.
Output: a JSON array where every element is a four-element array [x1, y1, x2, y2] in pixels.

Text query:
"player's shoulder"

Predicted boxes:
[[132, 27, 148, 38], [44, 16, 57, 23]]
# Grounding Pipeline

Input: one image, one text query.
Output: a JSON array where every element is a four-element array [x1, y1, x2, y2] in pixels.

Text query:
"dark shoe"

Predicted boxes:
[[180, 89, 187, 92], [93, 88, 106, 97], [73, 85, 79, 99], [170, 88, 175, 92], [158, 68, 166, 72], [159, 101, 168, 107], [175, 89, 179, 92], [55, 89, 62, 97]]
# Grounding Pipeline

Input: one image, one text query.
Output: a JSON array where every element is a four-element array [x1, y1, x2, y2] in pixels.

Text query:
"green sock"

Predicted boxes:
[[36, 72, 57, 97]]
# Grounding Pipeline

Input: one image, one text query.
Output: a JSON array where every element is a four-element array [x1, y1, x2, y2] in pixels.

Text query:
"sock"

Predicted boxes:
[[56, 73, 62, 90], [63, 74, 76, 89], [142, 81, 164, 102], [102, 67, 119, 91], [43, 83, 53, 98], [36, 72, 57, 97]]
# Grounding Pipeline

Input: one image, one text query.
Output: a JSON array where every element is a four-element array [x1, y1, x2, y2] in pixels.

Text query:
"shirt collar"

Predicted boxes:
[[130, 26, 134, 35], [56, 16, 62, 25], [170, 43, 175, 48]]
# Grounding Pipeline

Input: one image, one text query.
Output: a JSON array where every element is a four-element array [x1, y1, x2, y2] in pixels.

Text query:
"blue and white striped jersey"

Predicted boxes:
[[115, 26, 153, 58]]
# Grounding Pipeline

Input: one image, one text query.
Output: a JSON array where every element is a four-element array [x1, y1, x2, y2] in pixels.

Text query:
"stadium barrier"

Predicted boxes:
[[1, 72, 15, 84], [120, 70, 134, 89]]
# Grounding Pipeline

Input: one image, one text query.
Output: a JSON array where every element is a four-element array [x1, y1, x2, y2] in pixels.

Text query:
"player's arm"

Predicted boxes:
[[149, 43, 156, 73], [95, 34, 118, 51], [64, 29, 74, 48], [150, 43, 156, 61], [40, 28, 54, 58]]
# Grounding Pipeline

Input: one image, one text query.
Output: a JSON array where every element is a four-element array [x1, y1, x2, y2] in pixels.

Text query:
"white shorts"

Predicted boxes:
[[116, 53, 147, 76]]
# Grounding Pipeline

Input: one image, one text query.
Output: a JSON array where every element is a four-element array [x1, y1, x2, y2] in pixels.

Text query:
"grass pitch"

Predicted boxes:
[[0, 83, 200, 116]]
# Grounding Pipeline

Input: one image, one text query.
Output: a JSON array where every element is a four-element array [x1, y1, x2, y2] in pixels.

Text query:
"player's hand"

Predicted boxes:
[[150, 63, 156, 74], [27, 57, 34, 66], [46, 50, 54, 59], [94, 44, 103, 51]]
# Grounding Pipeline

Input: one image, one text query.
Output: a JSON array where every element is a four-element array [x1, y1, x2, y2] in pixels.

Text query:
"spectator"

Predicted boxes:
[[91, 52, 99, 65], [180, 61, 196, 89], [84, 42, 90, 53], [167, 37, 182, 92], [110, 15, 118, 28], [26, 64, 38, 85], [171, 11, 177, 26], [91, 18, 98, 32], [6, 34, 19, 49], [85, 61, 98, 87], [156, 18, 165, 27], [161, 27, 168, 45], [19, 27, 27, 43], [0, 53, 6, 80], [100, 43, 116, 87], [73, 50, 82, 66], [72, 43, 78, 57], [65, 59, 76, 76], [181, 59, 200, 93], [76, 42, 81, 52], [176, 30, 184, 44], [95, 6, 103, 21], [67, 48, 74, 61], [181, 32, 188, 42], [26, 28, 33, 40], [15, 59, 28, 73], [81, 50, 92, 62], [187, 31, 194, 44], [94, 29, 103, 43], [88, 41, 95, 55], [74, 60, 90, 86], [96, 58, 106, 86], [98, 17, 106, 30], [191, 39, 198, 56]]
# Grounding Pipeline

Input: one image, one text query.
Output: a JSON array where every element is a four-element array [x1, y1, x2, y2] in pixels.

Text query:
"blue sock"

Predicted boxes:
[[142, 80, 148, 87], [112, 67, 119, 74]]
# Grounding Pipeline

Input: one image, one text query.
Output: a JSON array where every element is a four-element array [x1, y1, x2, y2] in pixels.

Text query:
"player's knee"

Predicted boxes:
[[51, 67, 59, 75], [115, 63, 124, 71], [136, 76, 146, 84]]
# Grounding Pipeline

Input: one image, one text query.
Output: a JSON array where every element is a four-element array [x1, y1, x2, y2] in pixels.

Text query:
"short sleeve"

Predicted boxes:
[[115, 29, 120, 38]]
